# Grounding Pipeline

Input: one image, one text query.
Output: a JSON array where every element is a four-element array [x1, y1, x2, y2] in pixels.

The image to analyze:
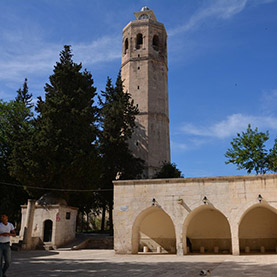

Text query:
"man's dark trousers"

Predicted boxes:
[[0, 242, 11, 277]]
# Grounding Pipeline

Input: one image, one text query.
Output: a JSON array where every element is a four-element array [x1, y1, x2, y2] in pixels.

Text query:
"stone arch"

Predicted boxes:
[[239, 203, 277, 254], [136, 33, 143, 49], [124, 38, 128, 54], [183, 205, 232, 254], [132, 206, 176, 254], [152, 35, 159, 51], [43, 219, 53, 242]]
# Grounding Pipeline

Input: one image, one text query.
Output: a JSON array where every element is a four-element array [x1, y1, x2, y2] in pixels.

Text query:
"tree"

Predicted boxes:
[[268, 139, 277, 172], [153, 161, 183, 178], [15, 78, 33, 111], [0, 101, 27, 224], [8, 79, 34, 184], [98, 72, 144, 232], [10, 46, 100, 207], [225, 124, 270, 174], [0, 79, 32, 223]]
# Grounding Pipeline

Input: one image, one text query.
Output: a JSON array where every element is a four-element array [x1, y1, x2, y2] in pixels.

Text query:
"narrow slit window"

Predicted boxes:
[[137, 86, 140, 90], [152, 35, 159, 51], [124, 38, 128, 54]]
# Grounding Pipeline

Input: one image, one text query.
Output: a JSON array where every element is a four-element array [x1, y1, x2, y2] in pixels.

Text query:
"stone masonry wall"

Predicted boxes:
[[113, 174, 277, 255]]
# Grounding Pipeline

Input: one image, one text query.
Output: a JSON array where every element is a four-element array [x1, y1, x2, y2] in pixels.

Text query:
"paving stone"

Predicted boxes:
[[7, 250, 277, 276]]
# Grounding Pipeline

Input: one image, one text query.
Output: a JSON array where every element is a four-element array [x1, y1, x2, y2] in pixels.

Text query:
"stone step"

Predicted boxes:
[[43, 244, 55, 251]]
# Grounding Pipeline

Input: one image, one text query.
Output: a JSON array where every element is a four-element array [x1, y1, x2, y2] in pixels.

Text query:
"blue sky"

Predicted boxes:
[[1, 0, 277, 177]]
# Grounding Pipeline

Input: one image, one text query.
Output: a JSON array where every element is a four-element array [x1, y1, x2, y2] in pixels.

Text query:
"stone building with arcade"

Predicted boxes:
[[113, 7, 277, 256], [114, 174, 277, 255]]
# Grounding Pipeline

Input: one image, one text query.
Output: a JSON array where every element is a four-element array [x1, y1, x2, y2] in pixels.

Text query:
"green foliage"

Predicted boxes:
[[8, 79, 34, 185], [0, 80, 32, 223], [268, 139, 277, 172], [9, 46, 100, 208], [99, 72, 144, 184], [15, 78, 33, 111], [153, 161, 183, 178], [98, 72, 144, 230], [225, 124, 272, 174]]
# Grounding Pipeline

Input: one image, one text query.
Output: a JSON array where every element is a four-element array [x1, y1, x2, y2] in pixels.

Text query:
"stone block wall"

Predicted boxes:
[[113, 174, 277, 255], [20, 204, 78, 249]]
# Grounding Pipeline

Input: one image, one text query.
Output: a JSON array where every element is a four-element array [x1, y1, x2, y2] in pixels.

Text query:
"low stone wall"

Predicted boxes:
[[73, 236, 114, 250], [239, 238, 277, 252], [190, 238, 231, 253], [140, 238, 176, 253]]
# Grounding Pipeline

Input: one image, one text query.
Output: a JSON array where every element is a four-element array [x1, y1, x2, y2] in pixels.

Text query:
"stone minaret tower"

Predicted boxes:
[[121, 7, 170, 178]]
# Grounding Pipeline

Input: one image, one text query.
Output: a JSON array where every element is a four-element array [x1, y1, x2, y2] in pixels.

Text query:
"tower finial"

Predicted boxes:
[[141, 6, 150, 12], [134, 7, 157, 21]]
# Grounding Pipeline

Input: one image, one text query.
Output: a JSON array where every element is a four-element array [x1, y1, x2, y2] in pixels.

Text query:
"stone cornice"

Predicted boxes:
[[121, 56, 168, 71], [113, 173, 277, 186], [123, 19, 166, 34], [137, 112, 169, 123]]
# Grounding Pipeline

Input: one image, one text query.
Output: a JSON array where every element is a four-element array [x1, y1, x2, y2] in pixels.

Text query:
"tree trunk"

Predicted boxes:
[[101, 205, 106, 232], [81, 211, 84, 232], [108, 200, 113, 235], [86, 212, 89, 232]]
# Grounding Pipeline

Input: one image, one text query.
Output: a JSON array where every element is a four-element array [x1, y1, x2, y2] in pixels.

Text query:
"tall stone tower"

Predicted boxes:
[[121, 7, 170, 178]]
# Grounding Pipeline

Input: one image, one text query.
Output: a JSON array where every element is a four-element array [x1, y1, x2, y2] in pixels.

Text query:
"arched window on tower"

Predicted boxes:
[[136, 33, 143, 49], [152, 35, 159, 51], [124, 38, 128, 54]]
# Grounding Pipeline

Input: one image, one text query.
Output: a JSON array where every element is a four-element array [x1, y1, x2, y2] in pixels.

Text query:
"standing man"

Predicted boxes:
[[0, 213, 16, 277]]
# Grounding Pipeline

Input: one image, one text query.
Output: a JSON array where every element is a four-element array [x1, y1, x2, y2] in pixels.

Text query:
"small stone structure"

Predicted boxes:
[[19, 194, 78, 250], [113, 174, 277, 255]]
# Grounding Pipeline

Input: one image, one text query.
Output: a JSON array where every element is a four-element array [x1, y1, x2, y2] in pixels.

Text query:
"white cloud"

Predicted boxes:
[[168, 0, 275, 36], [74, 35, 121, 65], [181, 113, 277, 139], [171, 138, 209, 153], [0, 46, 59, 82], [0, 90, 12, 100], [168, 0, 247, 36], [261, 89, 277, 114], [171, 141, 189, 151], [0, 33, 121, 83]]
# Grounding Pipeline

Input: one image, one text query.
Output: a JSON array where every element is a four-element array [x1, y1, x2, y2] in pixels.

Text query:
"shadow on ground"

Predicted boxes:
[[8, 251, 277, 277]]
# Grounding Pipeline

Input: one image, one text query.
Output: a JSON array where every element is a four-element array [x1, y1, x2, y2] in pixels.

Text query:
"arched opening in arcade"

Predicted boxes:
[[239, 204, 277, 254], [183, 206, 232, 254], [132, 206, 176, 254]]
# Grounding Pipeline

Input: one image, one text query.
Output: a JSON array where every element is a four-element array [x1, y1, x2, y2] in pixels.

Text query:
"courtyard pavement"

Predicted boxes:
[[8, 250, 277, 276]]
